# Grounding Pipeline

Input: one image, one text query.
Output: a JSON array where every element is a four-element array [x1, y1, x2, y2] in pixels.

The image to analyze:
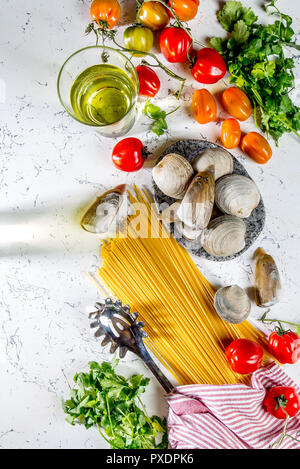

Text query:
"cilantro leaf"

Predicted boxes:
[[209, 37, 224, 52], [143, 101, 166, 120], [211, 1, 300, 144], [62, 360, 168, 449], [242, 8, 258, 27], [251, 61, 276, 80], [151, 117, 167, 136], [232, 20, 250, 43], [217, 1, 246, 31], [143, 99, 180, 137], [217, 1, 257, 32]]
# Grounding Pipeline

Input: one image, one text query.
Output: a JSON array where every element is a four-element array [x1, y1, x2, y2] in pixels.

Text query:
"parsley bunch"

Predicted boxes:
[[143, 99, 180, 136], [210, 1, 300, 144], [62, 360, 168, 449]]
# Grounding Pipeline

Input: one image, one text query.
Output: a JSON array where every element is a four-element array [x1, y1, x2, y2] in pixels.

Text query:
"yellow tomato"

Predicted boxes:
[[137, 1, 169, 31]]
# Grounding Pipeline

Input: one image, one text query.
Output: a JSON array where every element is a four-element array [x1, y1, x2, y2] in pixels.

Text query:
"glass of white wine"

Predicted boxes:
[[57, 46, 139, 138]]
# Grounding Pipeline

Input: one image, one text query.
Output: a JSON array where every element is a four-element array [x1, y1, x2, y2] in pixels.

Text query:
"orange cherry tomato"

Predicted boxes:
[[137, 1, 169, 31], [221, 118, 241, 149], [168, 0, 199, 21], [90, 0, 121, 29], [192, 89, 217, 124], [241, 132, 272, 164], [221, 87, 253, 121]]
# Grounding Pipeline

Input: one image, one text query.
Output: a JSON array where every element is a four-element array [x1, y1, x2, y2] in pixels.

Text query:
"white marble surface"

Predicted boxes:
[[1, 0, 300, 449]]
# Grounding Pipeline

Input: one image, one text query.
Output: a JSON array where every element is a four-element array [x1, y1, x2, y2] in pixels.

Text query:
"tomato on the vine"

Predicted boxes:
[[221, 87, 253, 121], [136, 65, 160, 97], [225, 339, 263, 374], [112, 138, 147, 172], [123, 26, 153, 56], [268, 330, 300, 364], [168, 0, 199, 22], [191, 48, 226, 84], [221, 118, 241, 149], [241, 132, 272, 164], [90, 0, 121, 29], [159, 27, 192, 63], [137, 1, 169, 31], [192, 89, 217, 124], [264, 386, 300, 420]]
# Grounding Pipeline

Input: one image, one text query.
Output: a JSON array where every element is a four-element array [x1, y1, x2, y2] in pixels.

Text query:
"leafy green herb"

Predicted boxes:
[[217, 1, 257, 32], [210, 0, 300, 144], [62, 360, 168, 449], [143, 99, 180, 136]]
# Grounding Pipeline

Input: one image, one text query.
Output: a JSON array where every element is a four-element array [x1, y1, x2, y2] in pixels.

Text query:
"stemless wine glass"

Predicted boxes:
[[57, 46, 139, 138]]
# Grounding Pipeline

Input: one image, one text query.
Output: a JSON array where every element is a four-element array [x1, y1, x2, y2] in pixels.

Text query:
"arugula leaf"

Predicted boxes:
[[210, 1, 300, 144], [143, 99, 180, 137], [62, 360, 168, 449]]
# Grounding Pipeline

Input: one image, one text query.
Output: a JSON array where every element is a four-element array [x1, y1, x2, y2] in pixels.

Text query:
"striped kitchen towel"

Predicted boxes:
[[168, 362, 300, 449]]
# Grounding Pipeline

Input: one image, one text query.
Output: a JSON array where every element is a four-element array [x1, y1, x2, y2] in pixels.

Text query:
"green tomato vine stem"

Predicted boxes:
[[87, 24, 186, 98], [141, 0, 206, 59], [111, 36, 186, 98], [269, 407, 300, 449], [259, 310, 300, 330]]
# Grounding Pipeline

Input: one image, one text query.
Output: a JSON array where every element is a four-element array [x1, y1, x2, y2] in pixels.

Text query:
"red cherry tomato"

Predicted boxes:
[[221, 87, 253, 121], [112, 138, 147, 172], [264, 386, 300, 420], [241, 132, 272, 164], [192, 89, 217, 124], [225, 338, 263, 374], [191, 48, 226, 84], [168, 0, 199, 21], [268, 331, 300, 364], [221, 118, 241, 149], [159, 27, 192, 63], [136, 65, 160, 97]]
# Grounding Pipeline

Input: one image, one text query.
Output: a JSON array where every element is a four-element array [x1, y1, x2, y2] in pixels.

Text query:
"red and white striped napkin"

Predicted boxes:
[[167, 362, 300, 449]]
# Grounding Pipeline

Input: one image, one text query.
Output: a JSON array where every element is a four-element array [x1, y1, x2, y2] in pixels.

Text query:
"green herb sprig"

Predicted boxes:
[[143, 99, 180, 136], [210, 0, 300, 144], [62, 360, 168, 449]]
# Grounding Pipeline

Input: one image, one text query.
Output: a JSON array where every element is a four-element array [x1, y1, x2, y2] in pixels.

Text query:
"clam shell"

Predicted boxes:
[[152, 153, 194, 199], [254, 247, 281, 307], [192, 148, 233, 181], [81, 184, 128, 237], [176, 170, 215, 240], [152, 139, 266, 261], [201, 215, 246, 258], [159, 201, 181, 224], [214, 285, 251, 324], [215, 174, 260, 218]]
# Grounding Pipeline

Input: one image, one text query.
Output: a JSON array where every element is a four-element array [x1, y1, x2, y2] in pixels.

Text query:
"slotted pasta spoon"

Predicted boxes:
[[89, 298, 174, 393]]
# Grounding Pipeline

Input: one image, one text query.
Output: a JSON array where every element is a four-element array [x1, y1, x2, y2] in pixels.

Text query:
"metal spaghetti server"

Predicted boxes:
[[89, 298, 174, 393]]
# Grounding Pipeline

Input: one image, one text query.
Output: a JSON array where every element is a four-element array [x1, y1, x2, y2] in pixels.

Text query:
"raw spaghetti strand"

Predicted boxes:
[[95, 186, 270, 385]]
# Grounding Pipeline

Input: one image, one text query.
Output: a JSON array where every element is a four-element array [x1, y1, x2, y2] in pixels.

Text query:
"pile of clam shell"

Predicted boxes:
[[153, 147, 261, 258], [213, 247, 281, 324]]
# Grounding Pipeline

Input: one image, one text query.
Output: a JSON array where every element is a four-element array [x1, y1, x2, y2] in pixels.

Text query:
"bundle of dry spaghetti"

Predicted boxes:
[[95, 186, 270, 385]]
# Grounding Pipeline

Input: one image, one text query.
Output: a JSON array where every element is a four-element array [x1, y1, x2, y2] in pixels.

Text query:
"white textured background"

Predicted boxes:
[[0, 0, 300, 449]]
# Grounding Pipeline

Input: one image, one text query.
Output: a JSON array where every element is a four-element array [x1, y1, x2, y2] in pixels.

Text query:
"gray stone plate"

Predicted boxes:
[[152, 139, 265, 261]]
